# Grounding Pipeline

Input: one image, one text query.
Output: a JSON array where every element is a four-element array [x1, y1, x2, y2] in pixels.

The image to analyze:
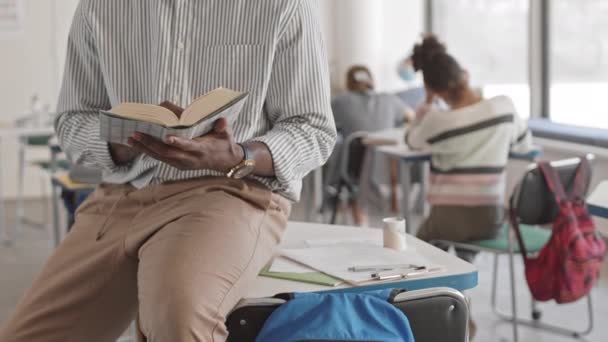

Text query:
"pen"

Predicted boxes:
[[371, 266, 428, 280], [348, 264, 418, 272]]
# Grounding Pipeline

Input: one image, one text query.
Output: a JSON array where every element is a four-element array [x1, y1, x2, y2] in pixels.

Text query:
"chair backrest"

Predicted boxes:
[[510, 154, 594, 225], [339, 131, 369, 185], [226, 287, 468, 342]]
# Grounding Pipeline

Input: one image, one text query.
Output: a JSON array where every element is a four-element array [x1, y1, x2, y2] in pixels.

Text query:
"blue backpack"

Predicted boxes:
[[255, 289, 414, 342]]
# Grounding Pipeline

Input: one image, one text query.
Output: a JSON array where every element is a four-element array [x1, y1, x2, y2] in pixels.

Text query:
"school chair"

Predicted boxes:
[[136, 287, 469, 342], [435, 155, 595, 342], [50, 170, 97, 246], [324, 131, 369, 224]]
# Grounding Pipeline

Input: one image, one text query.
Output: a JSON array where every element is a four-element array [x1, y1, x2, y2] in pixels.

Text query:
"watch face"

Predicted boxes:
[[232, 161, 256, 179]]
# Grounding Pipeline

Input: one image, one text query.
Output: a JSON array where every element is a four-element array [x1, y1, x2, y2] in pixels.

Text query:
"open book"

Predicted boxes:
[[99, 87, 248, 144]]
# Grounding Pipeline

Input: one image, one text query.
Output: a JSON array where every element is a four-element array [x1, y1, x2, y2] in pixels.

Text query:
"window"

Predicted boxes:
[[432, 0, 530, 117], [549, 0, 608, 128]]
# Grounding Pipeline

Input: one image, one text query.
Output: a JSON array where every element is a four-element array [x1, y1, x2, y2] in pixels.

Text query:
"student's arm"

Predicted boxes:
[[392, 96, 414, 126], [510, 114, 533, 154], [405, 112, 435, 150], [55, 1, 136, 174]]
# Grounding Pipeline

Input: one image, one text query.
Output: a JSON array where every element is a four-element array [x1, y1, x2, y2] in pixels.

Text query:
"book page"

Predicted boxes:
[[180, 88, 247, 126], [109, 103, 179, 126], [100, 112, 193, 145]]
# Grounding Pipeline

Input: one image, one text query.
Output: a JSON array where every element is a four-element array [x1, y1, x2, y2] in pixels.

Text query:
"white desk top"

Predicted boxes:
[[365, 127, 541, 162], [247, 222, 477, 298], [588, 181, 608, 218], [363, 127, 432, 161]]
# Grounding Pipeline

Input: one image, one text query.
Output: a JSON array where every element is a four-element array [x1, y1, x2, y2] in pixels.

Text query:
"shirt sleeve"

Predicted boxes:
[[55, 1, 128, 175], [405, 110, 437, 150], [251, 0, 337, 185]]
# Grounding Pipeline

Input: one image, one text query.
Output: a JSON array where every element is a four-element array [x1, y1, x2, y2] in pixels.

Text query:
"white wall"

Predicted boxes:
[[319, 0, 424, 93], [0, 0, 78, 199]]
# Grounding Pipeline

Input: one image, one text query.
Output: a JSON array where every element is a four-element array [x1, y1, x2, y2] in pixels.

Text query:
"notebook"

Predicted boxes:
[[99, 87, 248, 145], [259, 265, 343, 287]]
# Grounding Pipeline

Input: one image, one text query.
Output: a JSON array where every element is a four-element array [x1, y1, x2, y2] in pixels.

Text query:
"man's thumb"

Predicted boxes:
[[213, 118, 228, 133]]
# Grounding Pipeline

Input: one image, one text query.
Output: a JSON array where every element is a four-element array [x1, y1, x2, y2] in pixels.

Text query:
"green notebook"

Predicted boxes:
[[259, 265, 343, 287]]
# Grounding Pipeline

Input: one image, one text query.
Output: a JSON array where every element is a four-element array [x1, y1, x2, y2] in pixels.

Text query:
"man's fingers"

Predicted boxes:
[[166, 136, 201, 152], [131, 133, 195, 162], [213, 118, 228, 133], [129, 139, 198, 170], [132, 133, 172, 155], [129, 139, 174, 164], [159, 101, 185, 116]]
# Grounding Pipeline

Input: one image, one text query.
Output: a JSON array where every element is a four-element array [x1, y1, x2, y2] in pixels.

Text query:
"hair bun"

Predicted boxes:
[[411, 34, 447, 72]]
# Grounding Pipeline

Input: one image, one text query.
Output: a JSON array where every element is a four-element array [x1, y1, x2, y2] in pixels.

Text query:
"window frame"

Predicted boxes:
[[426, 0, 608, 147]]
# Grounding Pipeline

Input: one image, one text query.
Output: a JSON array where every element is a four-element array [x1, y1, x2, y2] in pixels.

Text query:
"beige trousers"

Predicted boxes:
[[0, 177, 290, 342]]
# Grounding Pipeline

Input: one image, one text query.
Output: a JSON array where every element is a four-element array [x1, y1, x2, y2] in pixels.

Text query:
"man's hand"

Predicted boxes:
[[159, 101, 184, 118], [128, 118, 244, 172], [109, 143, 139, 165], [108, 101, 185, 165]]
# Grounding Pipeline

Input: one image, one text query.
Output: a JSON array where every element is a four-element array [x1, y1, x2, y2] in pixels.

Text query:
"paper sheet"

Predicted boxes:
[[304, 237, 382, 247], [269, 256, 315, 273], [280, 245, 440, 285]]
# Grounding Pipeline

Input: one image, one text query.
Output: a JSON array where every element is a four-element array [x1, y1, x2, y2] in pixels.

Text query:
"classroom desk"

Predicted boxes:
[[588, 180, 608, 218], [247, 221, 478, 298], [361, 127, 430, 234], [0, 126, 55, 245], [362, 127, 541, 233]]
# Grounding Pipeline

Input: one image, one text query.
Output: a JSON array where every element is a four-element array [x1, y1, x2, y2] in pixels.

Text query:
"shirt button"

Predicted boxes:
[[177, 41, 184, 50]]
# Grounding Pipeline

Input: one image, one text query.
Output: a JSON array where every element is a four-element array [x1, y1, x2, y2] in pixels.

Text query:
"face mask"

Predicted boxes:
[[397, 59, 416, 82]]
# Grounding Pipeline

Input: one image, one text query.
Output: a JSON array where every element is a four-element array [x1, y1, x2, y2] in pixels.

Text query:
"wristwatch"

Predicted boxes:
[[227, 143, 256, 179]]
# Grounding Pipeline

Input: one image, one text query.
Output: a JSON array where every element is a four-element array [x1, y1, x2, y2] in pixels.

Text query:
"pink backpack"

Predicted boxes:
[[510, 160, 606, 303]]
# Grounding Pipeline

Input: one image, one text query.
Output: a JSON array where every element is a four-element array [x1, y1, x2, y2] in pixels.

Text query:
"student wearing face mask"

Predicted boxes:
[[396, 57, 448, 118], [330, 66, 414, 224], [332, 65, 414, 138], [406, 34, 532, 258]]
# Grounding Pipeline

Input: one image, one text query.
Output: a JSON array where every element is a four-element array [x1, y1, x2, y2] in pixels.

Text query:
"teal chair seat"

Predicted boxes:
[[469, 223, 551, 254], [26, 135, 53, 146], [33, 160, 71, 171]]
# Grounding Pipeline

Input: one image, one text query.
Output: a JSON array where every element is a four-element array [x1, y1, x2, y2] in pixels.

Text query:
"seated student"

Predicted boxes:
[[330, 66, 414, 224], [406, 35, 532, 260], [332, 65, 414, 138]]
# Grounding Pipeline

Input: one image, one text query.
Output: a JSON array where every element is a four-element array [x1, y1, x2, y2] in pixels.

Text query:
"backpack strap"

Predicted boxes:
[[538, 162, 568, 204], [570, 157, 590, 200]]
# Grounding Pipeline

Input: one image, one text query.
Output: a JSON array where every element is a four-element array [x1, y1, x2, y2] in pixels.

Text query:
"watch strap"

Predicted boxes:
[[238, 143, 253, 162]]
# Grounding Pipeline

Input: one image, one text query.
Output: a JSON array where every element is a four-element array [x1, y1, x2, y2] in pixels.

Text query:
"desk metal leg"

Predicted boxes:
[[508, 227, 519, 342], [313, 167, 323, 218], [15, 139, 25, 237], [420, 163, 429, 216], [51, 182, 61, 247], [399, 161, 412, 234], [0, 139, 7, 245]]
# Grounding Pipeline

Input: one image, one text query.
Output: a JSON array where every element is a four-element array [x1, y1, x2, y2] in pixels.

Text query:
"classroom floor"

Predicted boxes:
[[1, 198, 607, 342]]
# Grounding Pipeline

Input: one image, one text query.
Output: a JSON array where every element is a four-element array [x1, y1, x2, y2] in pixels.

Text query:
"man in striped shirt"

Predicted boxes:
[[0, 1, 336, 341]]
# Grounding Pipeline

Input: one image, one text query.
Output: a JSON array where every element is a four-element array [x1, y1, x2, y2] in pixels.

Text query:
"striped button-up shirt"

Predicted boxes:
[[56, 0, 336, 202]]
